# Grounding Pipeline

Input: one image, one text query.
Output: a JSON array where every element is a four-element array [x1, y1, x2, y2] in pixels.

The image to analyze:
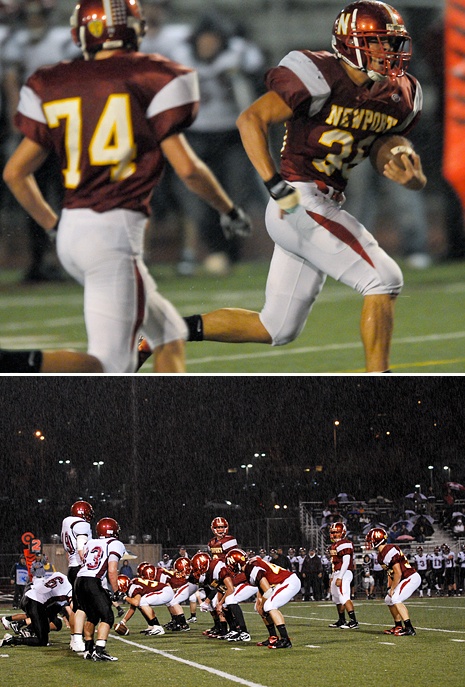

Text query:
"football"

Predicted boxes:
[[369, 134, 415, 176], [114, 622, 129, 636]]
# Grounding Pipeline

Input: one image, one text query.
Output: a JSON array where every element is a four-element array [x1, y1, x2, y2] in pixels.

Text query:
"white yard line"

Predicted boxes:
[[113, 635, 271, 687]]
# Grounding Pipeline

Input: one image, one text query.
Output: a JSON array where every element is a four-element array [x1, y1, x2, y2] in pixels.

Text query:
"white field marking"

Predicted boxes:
[[378, 642, 396, 646], [451, 639, 465, 642], [305, 645, 321, 648], [112, 635, 270, 687], [187, 331, 465, 365], [245, 611, 465, 635]]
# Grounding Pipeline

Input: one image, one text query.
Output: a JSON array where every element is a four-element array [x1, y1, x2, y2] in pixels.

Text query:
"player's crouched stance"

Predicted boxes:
[[226, 549, 300, 648], [365, 527, 420, 636]]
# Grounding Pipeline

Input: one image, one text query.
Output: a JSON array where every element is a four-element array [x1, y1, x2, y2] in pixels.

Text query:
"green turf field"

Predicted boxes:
[[1, 596, 464, 687], [0, 259, 464, 373]]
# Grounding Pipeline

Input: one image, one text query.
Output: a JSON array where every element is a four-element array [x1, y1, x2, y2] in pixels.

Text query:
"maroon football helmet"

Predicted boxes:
[[117, 574, 131, 593], [96, 517, 120, 538], [211, 517, 229, 537], [329, 522, 347, 543], [70, 500, 94, 523], [173, 557, 192, 578], [332, 1, 411, 82], [191, 552, 211, 578], [365, 527, 388, 550], [225, 548, 248, 574], [70, 0, 146, 57], [137, 562, 156, 580]]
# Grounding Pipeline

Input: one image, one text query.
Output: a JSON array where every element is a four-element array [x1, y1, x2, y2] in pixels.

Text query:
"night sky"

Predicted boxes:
[[1, 376, 464, 550]]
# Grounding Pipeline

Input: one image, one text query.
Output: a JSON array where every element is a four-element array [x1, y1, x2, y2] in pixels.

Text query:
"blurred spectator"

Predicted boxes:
[[1, 0, 79, 282], [9, 554, 28, 609], [301, 547, 323, 601], [453, 518, 465, 538], [360, 554, 375, 600], [168, 10, 268, 276], [119, 560, 134, 577], [158, 553, 173, 569], [270, 546, 291, 570]]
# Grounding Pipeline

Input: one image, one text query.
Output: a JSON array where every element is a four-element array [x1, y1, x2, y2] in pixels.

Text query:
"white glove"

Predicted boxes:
[[199, 601, 211, 612], [220, 206, 253, 239]]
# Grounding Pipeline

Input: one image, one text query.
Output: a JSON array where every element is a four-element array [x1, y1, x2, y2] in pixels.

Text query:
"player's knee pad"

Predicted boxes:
[[260, 312, 305, 347], [362, 258, 403, 297]]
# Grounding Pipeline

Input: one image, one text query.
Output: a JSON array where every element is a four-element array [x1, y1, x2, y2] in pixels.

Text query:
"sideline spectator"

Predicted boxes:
[[9, 555, 28, 609], [119, 560, 134, 578], [301, 548, 323, 601]]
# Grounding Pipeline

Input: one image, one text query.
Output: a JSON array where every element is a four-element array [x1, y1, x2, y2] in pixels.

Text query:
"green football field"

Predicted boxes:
[[1, 596, 464, 687], [0, 259, 464, 373]]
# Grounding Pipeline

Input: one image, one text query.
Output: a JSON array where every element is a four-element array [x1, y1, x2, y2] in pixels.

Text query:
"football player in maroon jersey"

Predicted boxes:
[[366, 527, 421, 635], [180, 0, 426, 373], [328, 522, 359, 629], [226, 548, 300, 649], [208, 517, 238, 560], [1, 0, 252, 374]]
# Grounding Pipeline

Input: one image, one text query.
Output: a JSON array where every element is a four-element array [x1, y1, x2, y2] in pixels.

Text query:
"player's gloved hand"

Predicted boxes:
[[199, 601, 211, 612], [264, 173, 301, 213], [220, 206, 253, 239], [109, 590, 124, 603]]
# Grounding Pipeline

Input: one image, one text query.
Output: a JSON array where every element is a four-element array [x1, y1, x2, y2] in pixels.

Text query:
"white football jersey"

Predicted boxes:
[[61, 515, 92, 567], [26, 572, 72, 607], [77, 537, 126, 589]]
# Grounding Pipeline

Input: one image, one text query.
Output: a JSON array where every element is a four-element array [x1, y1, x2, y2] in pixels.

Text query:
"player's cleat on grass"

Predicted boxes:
[[383, 626, 399, 634], [146, 625, 165, 636], [137, 336, 152, 369], [91, 649, 118, 661], [163, 620, 177, 631], [268, 637, 292, 649], [229, 631, 251, 642], [186, 616, 197, 623], [0, 634, 16, 646], [202, 626, 218, 636], [83, 651, 93, 660], [328, 619, 347, 628], [394, 626, 416, 636], [341, 620, 359, 629], [171, 624, 190, 632], [257, 635, 277, 647], [1, 618, 21, 634]]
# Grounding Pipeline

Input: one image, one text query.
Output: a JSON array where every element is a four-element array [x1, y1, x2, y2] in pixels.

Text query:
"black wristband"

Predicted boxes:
[[227, 207, 239, 220], [264, 173, 283, 192]]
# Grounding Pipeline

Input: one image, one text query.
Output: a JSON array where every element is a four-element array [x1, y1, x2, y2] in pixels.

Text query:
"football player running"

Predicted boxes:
[[328, 522, 359, 629], [1, 0, 251, 374], [365, 527, 420, 635], [179, 0, 426, 373]]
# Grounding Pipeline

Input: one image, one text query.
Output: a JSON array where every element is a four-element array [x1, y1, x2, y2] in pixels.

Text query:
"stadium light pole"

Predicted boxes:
[[333, 420, 340, 460], [428, 465, 434, 489]]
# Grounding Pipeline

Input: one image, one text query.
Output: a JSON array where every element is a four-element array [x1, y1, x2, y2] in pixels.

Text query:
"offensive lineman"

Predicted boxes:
[[61, 500, 94, 651], [176, 0, 426, 373], [1, 0, 251, 374]]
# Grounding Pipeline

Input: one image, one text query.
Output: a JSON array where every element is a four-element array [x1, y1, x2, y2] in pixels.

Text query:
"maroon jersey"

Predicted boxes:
[[207, 534, 238, 560], [265, 49, 422, 192], [378, 544, 416, 580], [243, 556, 293, 587], [203, 558, 233, 593], [161, 568, 189, 590], [127, 576, 169, 598], [329, 538, 355, 573], [15, 52, 199, 215]]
